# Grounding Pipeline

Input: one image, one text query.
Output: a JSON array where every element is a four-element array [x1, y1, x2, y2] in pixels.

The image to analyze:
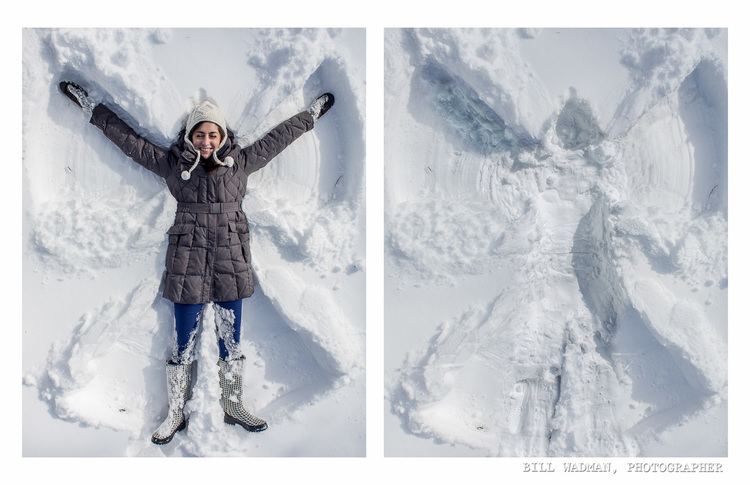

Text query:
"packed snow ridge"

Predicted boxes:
[[386, 28, 726, 457]]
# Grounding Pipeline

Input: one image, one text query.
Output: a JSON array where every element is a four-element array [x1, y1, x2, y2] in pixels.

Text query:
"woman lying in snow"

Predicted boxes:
[[59, 81, 334, 445]]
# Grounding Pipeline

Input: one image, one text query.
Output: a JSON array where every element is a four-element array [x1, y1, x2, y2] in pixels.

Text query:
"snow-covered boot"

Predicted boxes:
[[218, 357, 268, 432], [151, 361, 191, 445]]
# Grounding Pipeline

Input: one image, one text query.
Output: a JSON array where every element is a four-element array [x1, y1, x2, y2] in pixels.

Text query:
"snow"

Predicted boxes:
[[12, 9, 744, 478], [23, 28, 365, 456], [385, 28, 727, 457]]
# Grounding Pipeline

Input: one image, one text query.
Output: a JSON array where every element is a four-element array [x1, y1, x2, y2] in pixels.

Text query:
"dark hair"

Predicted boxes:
[[174, 127, 236, 149], [188, 121, 226, 140]]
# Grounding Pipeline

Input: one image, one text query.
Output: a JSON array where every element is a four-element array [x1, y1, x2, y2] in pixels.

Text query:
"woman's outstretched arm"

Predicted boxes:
[[60, 82, 172, 179], [238, 111, 315, 176], [238, 93, 334, 176]]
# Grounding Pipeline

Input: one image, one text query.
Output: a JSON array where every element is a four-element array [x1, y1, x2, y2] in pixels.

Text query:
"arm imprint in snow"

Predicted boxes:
[[89, 104, 172, 179], [238, 111, 315, 176]]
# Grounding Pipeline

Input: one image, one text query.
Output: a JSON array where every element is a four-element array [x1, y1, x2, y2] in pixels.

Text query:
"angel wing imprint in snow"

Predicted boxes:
[[30, 54, 363, 450], [389, 29, 727, 456], [413, 59, 539, 158]]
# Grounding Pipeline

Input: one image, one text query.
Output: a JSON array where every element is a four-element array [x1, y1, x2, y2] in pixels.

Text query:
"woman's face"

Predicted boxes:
[[191, 122, 222, 159]]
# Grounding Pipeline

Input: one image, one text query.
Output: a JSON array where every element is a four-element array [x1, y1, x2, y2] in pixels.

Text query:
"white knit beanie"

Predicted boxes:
[[181, 100, 235, 180]]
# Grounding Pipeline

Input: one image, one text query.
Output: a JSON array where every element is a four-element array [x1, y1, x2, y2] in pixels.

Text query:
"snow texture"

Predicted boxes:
[[23, 28, 365, 457], [386, 28, 727, 457]]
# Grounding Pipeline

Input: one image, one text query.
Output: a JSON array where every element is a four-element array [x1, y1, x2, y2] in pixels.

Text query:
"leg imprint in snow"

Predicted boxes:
[[572, 192, 724, 442], [392, 289, 569, 456], [257, 265, 362, 377], [32, 279, 173, 434]]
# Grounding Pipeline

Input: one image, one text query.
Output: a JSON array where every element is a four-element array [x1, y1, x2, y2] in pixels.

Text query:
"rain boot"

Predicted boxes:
[[151, 361, 191, 445], [218, 357, 268, 432]]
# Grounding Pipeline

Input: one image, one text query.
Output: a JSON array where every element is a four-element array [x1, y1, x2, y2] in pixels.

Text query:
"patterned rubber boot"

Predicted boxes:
[[151, 361, 191, 445], [218, 357, 268, 432]]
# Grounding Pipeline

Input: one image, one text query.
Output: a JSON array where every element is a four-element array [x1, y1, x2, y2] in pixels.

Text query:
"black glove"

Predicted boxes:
[[59, 81, 96, 116], [308, 93, 335, 120]]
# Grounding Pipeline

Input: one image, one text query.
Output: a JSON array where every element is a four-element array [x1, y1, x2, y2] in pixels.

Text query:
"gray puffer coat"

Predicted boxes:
[[90, 104, 315, 304]]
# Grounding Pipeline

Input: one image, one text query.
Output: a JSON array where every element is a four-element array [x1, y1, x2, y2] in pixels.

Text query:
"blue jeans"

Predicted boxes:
[[172, 299, 243, 363]]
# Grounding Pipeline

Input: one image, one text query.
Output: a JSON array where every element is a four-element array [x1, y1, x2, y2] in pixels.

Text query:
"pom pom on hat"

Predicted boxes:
[[181, 170, 191, 180]]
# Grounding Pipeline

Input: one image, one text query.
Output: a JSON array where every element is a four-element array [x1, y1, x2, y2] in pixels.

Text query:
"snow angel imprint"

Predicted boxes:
[[59, 81, 335, 445]]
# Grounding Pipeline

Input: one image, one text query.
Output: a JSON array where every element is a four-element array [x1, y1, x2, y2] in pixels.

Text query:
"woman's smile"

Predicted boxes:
[[190, 121, 223, 158]]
